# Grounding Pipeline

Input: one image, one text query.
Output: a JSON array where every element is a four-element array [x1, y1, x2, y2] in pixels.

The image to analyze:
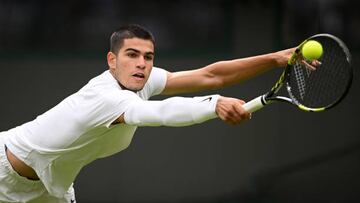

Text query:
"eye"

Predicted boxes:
[[127, 52, 138, 58], [144, 55, 154, 61]]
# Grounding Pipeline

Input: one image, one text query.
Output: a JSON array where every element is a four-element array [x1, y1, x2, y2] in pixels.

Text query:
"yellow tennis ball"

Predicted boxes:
[[302, 40, 323, 60]]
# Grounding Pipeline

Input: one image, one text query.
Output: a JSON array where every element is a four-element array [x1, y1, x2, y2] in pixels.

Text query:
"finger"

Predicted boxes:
[[230, 105, 244, 124], [217, 106, 239, 125], [219, 103, 244, 125], [238, 100, 246, 105], [301, 60, 317, 71], [311, 60, 322, 66], [222, 114, 239, 125], [234, 101, 251, 122]]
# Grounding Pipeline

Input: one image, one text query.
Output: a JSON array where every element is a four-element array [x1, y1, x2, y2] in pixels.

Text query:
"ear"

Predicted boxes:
[[107, 52, 117, 71]]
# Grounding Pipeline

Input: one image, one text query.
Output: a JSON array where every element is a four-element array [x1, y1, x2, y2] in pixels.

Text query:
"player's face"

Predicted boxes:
[[108, 38, 154, 91]]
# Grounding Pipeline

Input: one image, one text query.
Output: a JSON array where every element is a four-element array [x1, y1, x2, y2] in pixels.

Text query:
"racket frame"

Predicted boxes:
[[242, 34, 352, 113]]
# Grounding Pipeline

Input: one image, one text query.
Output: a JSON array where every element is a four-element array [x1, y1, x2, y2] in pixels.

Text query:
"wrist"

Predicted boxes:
[[273, 51, 287, 67], [274, 48, 296, 67]]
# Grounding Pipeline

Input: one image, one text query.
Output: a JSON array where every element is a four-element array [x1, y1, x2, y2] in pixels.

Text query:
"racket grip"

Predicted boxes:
[[242, 95, 266, 113]]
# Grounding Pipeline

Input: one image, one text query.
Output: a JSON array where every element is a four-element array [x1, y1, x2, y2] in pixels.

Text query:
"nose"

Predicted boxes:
[[136, 56, 146, 69]]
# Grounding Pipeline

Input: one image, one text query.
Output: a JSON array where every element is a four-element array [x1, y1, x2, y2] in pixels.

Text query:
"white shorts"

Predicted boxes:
[[0, 134, 76, 203]]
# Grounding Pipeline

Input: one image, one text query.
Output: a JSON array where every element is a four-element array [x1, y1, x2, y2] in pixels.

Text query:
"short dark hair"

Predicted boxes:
[[110, 24, 155, 54]]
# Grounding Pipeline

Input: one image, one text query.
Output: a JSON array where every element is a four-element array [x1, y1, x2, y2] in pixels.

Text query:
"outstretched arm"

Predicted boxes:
[[161, 48, 294, 95], [115, 95, 251, 126]]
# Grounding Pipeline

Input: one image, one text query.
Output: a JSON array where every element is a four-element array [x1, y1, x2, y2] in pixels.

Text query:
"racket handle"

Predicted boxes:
[[242, 95, 266, 113]]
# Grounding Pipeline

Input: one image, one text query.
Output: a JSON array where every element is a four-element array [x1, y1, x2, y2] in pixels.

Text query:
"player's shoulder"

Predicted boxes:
[[88, 70, 115, 86], [149, 67, 167, 80], [142, 66, 168, 96]]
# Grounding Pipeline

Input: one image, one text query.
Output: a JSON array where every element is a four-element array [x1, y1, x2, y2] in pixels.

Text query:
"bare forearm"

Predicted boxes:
[[206, 50, 291, 88]]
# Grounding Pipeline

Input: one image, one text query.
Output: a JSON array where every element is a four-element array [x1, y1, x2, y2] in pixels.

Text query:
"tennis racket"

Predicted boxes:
[[242, 34, 352, 113]]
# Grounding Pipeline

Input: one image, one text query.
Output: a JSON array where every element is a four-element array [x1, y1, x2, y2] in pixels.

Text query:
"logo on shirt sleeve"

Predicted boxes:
[[201, 97, 212, 102]]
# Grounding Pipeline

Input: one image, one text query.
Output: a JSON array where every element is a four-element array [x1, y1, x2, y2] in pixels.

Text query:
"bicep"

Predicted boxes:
[[161, 67, 222, 95]]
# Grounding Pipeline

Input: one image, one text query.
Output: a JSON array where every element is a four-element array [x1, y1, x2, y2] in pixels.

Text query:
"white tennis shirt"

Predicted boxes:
[[4, 68, 167, 197], [3, 67, 219, 198]]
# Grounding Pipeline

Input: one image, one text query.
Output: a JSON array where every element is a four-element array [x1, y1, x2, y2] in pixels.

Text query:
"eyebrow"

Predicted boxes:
[[125, 48, 154, 55]]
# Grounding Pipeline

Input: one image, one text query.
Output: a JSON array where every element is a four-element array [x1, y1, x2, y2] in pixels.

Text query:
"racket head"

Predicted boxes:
[[285, 34, 353, 112]]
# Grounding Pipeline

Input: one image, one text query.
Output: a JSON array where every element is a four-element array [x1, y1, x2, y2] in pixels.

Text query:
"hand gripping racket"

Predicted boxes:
[[243, 34, 353, 113]]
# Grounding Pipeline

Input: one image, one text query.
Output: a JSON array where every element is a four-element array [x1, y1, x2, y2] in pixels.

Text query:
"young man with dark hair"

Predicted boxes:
[[0, 24, 293, 202]]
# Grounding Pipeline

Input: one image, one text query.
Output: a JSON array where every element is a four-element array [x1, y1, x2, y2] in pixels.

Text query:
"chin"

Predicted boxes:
[[127, 84, 145, 92], [121, 79, 147, 92], [130, 87, 144, 92]]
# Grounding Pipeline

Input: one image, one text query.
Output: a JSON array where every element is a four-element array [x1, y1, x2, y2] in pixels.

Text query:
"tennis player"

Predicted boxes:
[[0, 24, 293, 202]]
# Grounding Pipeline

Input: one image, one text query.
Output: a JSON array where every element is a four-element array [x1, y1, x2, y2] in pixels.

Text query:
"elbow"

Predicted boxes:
[[204, 67, 225, 90], [211, 77, 226, 90]]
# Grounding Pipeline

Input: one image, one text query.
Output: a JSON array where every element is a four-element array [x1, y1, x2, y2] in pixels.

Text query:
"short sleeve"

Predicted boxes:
[[146, 67, 167, 96]]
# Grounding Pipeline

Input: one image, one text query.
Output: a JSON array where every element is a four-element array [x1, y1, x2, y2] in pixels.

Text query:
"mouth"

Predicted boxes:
[[132, 73, 145, 80]]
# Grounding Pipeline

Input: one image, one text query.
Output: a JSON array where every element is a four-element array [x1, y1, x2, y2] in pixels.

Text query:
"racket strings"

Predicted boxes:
[[288, 37, 351, 108], [293, 63, 306, 100]]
